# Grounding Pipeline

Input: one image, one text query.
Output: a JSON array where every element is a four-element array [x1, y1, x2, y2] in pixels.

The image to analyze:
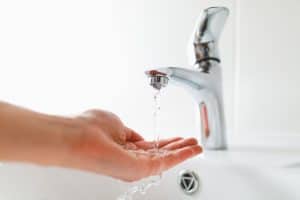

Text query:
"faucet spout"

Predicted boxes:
[[145, 6, 229, 150], [146, 63, 227, 150]]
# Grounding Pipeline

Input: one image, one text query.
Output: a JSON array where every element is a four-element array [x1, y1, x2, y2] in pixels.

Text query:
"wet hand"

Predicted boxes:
[[63, 109, 202, 182]]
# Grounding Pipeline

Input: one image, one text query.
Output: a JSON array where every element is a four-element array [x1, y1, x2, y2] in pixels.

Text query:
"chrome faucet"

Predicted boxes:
[[145, 7, 229, 150]]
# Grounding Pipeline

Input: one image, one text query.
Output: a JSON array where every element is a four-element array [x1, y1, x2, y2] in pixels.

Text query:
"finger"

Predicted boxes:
[[162, 137, 198, 151], [123, 142, 138, 150], [125, 128, 144, 142], [134, 137, 183, 150], [150, 145, 202, 176]]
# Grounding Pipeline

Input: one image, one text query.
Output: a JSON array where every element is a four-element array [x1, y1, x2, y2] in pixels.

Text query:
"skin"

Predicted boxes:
[[0, 102, 202, 182]]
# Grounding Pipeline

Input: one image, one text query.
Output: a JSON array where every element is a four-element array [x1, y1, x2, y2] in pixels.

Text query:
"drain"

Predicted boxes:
[[178, 170, 200, 195]]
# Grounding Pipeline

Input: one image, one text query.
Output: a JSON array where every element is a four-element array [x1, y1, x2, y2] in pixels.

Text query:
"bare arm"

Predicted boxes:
[[0, 102, 202, 181], [0, 102, 78, 165]]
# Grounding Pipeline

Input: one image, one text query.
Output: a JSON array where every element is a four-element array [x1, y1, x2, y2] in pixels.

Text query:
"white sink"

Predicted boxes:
[[0, 146, 299, 200]]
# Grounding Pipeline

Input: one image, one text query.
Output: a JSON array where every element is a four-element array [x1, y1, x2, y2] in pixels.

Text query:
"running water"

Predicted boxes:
[[152, 90, 161, 150], [117, 90, 165, 200]]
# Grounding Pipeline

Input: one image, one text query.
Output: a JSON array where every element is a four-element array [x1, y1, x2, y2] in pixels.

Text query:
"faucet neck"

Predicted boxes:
[[194, 59, 220, 73]]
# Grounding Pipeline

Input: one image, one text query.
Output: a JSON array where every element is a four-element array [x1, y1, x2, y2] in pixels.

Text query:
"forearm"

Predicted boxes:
[[0, 102, 77, 166]]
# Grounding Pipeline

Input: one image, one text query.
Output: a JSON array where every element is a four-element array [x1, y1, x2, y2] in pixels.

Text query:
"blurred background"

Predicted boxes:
[[0, 0, 299, 147]]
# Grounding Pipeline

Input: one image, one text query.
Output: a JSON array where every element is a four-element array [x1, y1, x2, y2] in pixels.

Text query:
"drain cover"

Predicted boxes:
[[178, 170, 200, 195]]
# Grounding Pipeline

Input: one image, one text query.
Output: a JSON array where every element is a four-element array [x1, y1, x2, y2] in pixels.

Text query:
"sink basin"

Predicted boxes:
[[0, 147, 299, 200]]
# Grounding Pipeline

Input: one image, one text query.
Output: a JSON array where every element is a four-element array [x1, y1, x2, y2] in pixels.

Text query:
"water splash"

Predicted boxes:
[[117, 149, 166, 200], [117, 168, 162, 200], [117, 90, 164, 200]]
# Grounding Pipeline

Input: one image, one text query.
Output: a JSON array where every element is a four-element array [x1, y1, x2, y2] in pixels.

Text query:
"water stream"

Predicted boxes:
[[117, 90, 164, 200], [152, 90, 161, 150]]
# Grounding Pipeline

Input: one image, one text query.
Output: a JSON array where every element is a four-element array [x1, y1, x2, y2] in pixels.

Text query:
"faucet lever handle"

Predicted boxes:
[[189, 7, 229, 65]]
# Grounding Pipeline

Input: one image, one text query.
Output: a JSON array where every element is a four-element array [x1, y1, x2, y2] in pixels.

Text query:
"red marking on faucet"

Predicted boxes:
[[200, 103, 210, 138], [147, 70, 166, 76]]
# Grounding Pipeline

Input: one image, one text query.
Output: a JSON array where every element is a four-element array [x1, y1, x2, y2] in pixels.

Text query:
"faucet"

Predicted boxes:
[[145, 7, 229, 150]]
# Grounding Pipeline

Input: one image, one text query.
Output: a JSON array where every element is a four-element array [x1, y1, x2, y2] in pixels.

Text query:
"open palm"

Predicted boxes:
[[67, 110, 202, 182]]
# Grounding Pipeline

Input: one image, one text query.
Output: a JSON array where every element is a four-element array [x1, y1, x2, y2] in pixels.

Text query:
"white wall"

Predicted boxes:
[[4, 0, 299, 147], [2, 0, 300, 199], [0, 0, 236, 142], [236, 0, 300, 146]]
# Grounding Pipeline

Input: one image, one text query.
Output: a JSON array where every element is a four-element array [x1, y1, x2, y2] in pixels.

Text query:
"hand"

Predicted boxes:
[[0, 102, 202, 182], [64, 109, 202, 182]]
